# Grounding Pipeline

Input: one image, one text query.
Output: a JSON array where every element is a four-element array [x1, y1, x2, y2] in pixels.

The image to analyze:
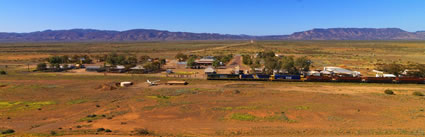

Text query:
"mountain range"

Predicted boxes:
[[0, 28, 424, 42]]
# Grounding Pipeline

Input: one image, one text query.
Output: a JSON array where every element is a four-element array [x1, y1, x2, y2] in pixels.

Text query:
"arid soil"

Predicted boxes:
[[1, 74, 425, 136]]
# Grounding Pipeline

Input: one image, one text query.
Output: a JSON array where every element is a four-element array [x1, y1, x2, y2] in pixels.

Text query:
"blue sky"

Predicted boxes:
[[0, 0, 424, 35]]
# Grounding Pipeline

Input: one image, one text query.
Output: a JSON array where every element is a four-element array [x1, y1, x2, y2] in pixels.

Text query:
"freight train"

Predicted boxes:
[[207, 74, 425, 84]]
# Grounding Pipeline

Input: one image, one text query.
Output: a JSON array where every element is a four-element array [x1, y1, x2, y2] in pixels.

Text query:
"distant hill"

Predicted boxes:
[[416, 31, 425, 37], [286, 28, 424, 40], [0, 29, 254, 42], [0, 28, 424, 42]]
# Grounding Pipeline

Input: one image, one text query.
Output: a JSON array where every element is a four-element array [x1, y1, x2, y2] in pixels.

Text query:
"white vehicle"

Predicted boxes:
[[146, 80, 160, 86]]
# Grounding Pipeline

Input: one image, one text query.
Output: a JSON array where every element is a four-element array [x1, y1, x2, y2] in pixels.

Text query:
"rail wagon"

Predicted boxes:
[[272, 75, 302, 81], [256, 74, 271, 81], [361, 77, 394, 83], [240, 74, 255, 80], [395, 77, 425, 84], [304, 76, 332, 82], [332, 76, 362, 82], [207, 74, 240, 80]]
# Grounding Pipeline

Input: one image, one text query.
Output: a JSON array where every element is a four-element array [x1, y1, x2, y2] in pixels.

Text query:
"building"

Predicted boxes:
[[86, 66, 105, 72], [176, 61, 187, 69], [192, 57, 215, 69], [373, 70, 396, 77], [204, 67, 216, 74], [108, 65, 126, 73], [195, 58, 214, 66], [323, 67, 361, 77], [129, 65, 145, 74]]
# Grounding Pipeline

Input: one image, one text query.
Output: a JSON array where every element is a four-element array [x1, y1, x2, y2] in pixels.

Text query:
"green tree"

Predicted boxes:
[[404, 63, 425, 77], [61, 55, 70, 63], [81, 55, 93, 64], [127, 56, 138, 65], [175, 53, 188, 61], [143, 62, 162, 72], [258, 51, 275, 58], [47, 56, 63, 66], [294, 56, 312, 71], [264, 57, 279, 75], [212, 60, 220, 68], [71, 55, 80, 63], [139, 55, 151, 63], [280, 56, 298, 74], [186, 56, 196, 68], [159, 59, 166, 65], [117, 55, 126, 65], [106, 53, 119, 65], [106, 53, 126, 65], [36, 63, 47, 71], [242, 55, 253, 65], [376, 62, 405, 77]]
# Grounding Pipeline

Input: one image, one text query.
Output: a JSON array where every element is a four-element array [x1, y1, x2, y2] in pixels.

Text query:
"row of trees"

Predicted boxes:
[[46, 55, 93, 66], [176, 53, 234, 68], [103, 53, 166, 72], [37, 55, 94, 71], [243, 51, 311, 75], [376, 62, 425, 77], [37, 54, 166, 72], [104, 54, 155, 65], [212, 54, 233, 68]]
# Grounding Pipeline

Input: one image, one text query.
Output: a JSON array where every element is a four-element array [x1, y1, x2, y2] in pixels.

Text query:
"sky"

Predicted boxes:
[[0, 0, 424, 35]]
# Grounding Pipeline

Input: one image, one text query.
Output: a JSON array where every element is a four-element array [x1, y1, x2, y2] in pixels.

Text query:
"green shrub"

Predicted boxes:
[[97, 128, 105, 132], [0, 70, 6, 75], [384, 89, 394, 95], [1, 129, 15, 134], [230, 113, 257, 121], [134, 128, 150, 135], [413, 91, 424, 96], [50, 131, 57, 135], [36, 63, 47, 71], [105, 129, 112, 132]]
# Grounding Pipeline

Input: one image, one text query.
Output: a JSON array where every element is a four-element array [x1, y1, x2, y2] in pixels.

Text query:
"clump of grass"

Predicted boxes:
[[97, 128, 105, 132], [265, 112, 296, 122], [78, 114, 103, 122], [146, 95, 171, 99], [384, 89, 394, 95], [67, 99, 88, 105], [412, 91, 424, 96], [0, 70, 6, 75], [0, 101, 55, 110], [133, 128, 151, 135], [1, 129, 15, 134], [50, 131, 57, 135], [230, 113, 257, 121]]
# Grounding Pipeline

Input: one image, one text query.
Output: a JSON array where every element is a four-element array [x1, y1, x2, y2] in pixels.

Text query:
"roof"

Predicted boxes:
[[204, 67, 216, 73], [324, 67, 356, 74], [166, 81, 188, 84], [130, 65, 144, 70], [196, 58, 215, 63], [177, 61, 187, 65], [86, 66, 102, 69], [203, 56, 215, 59], [116, 65, 125, 69]]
